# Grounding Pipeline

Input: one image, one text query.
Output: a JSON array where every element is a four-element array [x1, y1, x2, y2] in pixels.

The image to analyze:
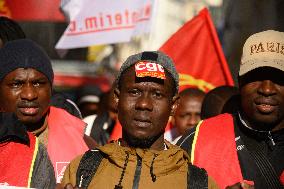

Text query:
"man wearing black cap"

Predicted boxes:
[[77, 84, 103, 118], [0, 39, 89, 183], [58, 51, 220, 189], [178, 30, 284, 188]]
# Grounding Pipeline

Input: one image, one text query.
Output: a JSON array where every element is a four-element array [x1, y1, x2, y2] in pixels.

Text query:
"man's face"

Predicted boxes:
[[0, 68, 52, 125], [115, 66, 178, 148], [173, 95, 203, 135], [240, 67, 284, 131], [79, 102, 100, 118]]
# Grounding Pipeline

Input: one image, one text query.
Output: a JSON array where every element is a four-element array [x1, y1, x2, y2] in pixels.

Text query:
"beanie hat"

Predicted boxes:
[[239, 30, 284, 76], [116, 51, 179, 94], [0, 39, 54, 84]]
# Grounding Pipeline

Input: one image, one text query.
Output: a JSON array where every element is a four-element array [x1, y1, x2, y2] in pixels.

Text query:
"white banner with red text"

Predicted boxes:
[[56, 0, 156, 49]]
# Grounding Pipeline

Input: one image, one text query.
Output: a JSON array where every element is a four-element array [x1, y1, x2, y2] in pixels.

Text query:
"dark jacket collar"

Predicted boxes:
[[236, 112, 284, 144], [0, 112, 29, 145]]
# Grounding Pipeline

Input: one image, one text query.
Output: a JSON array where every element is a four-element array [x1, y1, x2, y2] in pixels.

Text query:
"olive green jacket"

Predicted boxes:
[[62, 141, 219, 189]]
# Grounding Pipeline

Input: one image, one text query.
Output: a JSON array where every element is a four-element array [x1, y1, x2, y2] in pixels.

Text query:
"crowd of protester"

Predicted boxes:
[[0, 16, 283, 189]]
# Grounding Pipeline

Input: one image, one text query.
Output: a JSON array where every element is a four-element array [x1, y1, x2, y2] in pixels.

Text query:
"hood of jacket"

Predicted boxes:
[[96, 140, 190, 177]]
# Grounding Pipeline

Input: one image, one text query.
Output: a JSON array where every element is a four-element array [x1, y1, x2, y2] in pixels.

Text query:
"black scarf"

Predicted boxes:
[[0, 112, 29, 145]]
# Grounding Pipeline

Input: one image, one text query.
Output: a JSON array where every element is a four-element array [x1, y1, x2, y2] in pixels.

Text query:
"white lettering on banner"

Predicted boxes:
[[56, 162, 69, 183], [56, 0, 156, 49], [68, 7, 151, 36]]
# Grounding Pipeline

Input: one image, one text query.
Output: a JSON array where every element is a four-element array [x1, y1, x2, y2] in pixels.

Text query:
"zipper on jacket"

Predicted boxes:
[[132, 156, 142, 189], [268, 131, 276, 146]]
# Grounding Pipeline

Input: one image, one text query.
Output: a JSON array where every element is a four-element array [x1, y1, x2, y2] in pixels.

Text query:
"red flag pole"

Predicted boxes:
[[202, 8, 234, 86]]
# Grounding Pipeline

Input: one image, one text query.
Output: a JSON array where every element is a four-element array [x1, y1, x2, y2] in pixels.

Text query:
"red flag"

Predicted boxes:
[[159, 8, 234, 92], [0, 0, 65, 22], [0, 0, 11, 18], [108, 119, 122, 142]]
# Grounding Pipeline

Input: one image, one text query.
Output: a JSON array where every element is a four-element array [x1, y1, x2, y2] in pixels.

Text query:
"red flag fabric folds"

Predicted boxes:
[[159, 8, 234, 92], [0, 0, 65, 22]]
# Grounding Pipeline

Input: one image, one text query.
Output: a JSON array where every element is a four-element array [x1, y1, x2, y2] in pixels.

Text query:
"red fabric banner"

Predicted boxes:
[[0, 0, 65, 22], [159, 8, 234, 92], [54, 74, 111, 92]]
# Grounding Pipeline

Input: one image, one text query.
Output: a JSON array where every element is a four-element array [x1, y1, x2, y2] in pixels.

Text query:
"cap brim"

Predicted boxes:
[[78, 95, 100, 104], [239, 60, 284, 76]]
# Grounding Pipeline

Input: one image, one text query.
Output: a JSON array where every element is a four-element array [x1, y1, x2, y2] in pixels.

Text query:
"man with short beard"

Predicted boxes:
[[0, 39, 89, 183], [178, 30, 284, 188], [59, 51, 220, 189]]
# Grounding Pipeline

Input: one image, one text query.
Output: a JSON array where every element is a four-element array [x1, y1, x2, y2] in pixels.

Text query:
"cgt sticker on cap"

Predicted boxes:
[[135, 61, 166, 79]]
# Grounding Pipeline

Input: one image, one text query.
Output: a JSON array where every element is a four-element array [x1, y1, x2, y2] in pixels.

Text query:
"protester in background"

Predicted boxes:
[[58, 51, 220, 189], [51, 92, 82, 119], [0, 112, 56, 188], [84, 85, 118, 145], [77, 84, 103, 118], [0, 39, 89, 183], [51, 92, 98, 149], [0, 16, 26, 48], [177, 30, 284, 188], [200, 85, 239, 119], [170, 88, 205, 143]]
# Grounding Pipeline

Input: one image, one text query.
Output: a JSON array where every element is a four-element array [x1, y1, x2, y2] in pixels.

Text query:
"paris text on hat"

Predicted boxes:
[[239, 30, 284, 76]]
